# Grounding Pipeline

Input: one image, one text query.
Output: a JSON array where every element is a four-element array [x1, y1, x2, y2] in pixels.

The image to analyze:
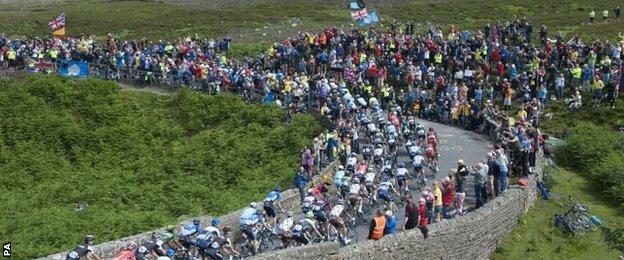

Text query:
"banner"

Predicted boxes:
[[58, 60, 89, 78]]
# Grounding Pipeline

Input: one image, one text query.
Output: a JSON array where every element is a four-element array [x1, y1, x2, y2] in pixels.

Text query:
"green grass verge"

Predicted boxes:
[[0, 75, 322, 258], [492, 168, 623, 259], [541, 100, 624, 136], [1, 0, 624, 44]]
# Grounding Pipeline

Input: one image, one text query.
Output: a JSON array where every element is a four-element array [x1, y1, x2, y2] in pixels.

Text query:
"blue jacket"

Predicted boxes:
[[294, 172, 308, 187], [384, 216, 397, 235]]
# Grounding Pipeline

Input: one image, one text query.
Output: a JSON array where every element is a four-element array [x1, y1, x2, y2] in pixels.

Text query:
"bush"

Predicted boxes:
[[559, 122, 624, 171], [560, 123, 624, 210], [0, 75, 321, 257]]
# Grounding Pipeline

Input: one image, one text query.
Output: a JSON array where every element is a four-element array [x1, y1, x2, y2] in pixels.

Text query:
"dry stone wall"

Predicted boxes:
[[41, 161, 339, 259], [253, 155, 544, 260]]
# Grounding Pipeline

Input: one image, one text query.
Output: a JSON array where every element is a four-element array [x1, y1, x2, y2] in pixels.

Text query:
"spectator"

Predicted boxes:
[[441, 177, 455, 218], [403, 194, 419, 230], [615, 6, 621, 21], [383, 210, 397, 235], [454, 160, 468, 215], [495, 151, 509, 193], [472, 161, 489, 208], [432, 181, 443, 222], [589, 10, 596, 24], [603, 9, 609, 22], [417, 198, 429, 238], [368, 209, 386, 240], [294, 166, 308, 201]]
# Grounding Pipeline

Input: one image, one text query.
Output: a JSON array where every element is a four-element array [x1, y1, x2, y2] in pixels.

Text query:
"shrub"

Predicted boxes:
[[0, 75, 321, 257], [561, 123, 624, 210]]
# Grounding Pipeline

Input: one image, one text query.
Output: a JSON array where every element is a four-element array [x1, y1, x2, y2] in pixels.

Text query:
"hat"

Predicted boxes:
[[457, 159, 464, 164]]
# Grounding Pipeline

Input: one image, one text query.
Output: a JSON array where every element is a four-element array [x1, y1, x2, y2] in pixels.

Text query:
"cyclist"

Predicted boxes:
[[263, 187, 284, 228], [363, 169, 378, 202], [347, 178, 366, 214], [377, 176, 401, 213], [204, 218, 221, 238], [354, 160, 367, 181], [301, 191, 316, 214], [412, 149, 426, 174], [396, 163, 410, 192], [407, 140, 422, 158], [114, 241, 137, 260], [311, 200, 331, 240], [416, 124, 426, 144], [338, 175, 352, 199], [425, 143, 438, 173], [427, 127, 439, 156], [66, 235, 100, 260], [205, 227, 240, 260], [362, 145, 373, 162], [346, 153, 357, 173], [328, 199, 353, 244], [333, 165, 347, 190], [276, 211, 295, 247], [178, 219, 202, 257], [292, 212, 323, 245], [134, 232, 166, 259], [238, 202, 264, 255], [373, 143, 385, 166]]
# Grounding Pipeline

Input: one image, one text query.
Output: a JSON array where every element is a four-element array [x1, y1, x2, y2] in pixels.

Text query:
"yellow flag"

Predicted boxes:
[[52, 27, 65, 36]]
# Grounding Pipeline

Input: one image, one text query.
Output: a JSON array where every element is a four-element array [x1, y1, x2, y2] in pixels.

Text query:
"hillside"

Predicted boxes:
[[0, 76, 321, 258], [1, 0, 623, 44]]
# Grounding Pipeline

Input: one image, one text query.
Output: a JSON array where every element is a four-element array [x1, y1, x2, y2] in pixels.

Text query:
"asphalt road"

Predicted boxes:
[[345, 119, 492, 243]]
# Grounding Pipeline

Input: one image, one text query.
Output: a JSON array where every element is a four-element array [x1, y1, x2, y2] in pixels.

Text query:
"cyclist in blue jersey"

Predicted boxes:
[[263, 187, 284, 228]]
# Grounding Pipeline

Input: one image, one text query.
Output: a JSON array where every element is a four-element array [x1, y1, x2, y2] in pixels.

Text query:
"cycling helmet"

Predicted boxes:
[[337, 199, 346, 205], [399, 163, 405, 167], [305, 211, 314, 218], [151, 232, 161, 239], [338, 165, 344, 170], [211, 218, 221, 227], [193, 218, 201, 225], [375, 143, 382, 148], [352, 178, 360, 184], [382, 176, 390, 182], [250, 202, 257, 208], [137, 246, 148, 253], [286, 211, 294, 218], [84, 235, 94, 244], [222, 226, 232, 233], [350, 152, 356, 157], [126, 241, 138, 250], [275, 186, 282, 193]]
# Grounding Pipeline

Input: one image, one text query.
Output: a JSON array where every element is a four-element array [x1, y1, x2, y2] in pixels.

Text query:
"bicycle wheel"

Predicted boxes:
[[234, 237, 253, 257], [260, 235, 276, 252]]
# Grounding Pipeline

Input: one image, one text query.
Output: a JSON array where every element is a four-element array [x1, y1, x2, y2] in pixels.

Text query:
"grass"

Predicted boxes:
[[1, 0, 624, 44], [540, 99, 624, 136], [492, 168, 623, 259]]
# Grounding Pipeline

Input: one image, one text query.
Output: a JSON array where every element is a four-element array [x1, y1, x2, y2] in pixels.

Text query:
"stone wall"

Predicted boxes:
[[253, 155, 544, 260], [41, 161, 339, 259]]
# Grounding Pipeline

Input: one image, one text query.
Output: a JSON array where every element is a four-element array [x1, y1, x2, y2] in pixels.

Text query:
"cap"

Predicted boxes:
[[457, 159, 464, 164]]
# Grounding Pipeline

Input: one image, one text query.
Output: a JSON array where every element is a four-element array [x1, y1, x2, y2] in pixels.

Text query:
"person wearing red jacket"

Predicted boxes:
[[441, 176, 455, 219]]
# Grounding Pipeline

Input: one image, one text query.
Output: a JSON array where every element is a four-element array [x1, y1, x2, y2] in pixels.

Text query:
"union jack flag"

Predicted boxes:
[[350, 8, 369, 21], [48, 12, 65, 31]]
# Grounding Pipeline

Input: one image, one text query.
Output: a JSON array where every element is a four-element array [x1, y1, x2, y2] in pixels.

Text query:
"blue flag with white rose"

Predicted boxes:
[[58, 60, 89, 78]]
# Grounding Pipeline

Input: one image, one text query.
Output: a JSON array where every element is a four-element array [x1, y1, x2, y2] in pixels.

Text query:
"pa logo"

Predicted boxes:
[[2, 242, 10, 257]]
